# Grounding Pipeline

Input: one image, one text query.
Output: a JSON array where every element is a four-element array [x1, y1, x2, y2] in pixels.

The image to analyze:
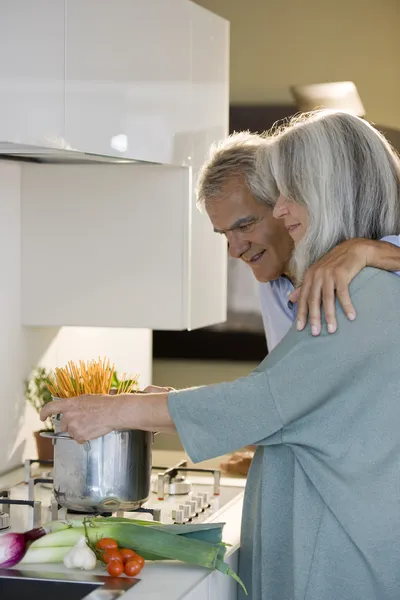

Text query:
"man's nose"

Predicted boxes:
[[273, 195, 288, 219], [227, 234, 250, 259]]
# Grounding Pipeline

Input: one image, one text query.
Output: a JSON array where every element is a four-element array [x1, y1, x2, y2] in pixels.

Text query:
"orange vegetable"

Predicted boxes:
[[102, 548, 123, 564], [124, 559, 143, 577], [96, 538, 118, 551], [135, 555, 145, 567], [120, 548, 137, 563], [107, 560, 124, 577]]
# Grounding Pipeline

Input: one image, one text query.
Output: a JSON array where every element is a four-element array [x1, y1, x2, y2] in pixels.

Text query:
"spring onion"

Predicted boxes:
[[0, 528, 46, 568], [12, 522, 74, 566], [20, 546, 71, 564]]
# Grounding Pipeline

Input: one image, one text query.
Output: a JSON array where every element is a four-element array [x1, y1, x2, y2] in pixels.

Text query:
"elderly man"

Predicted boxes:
[[194, 132, 400, 475]]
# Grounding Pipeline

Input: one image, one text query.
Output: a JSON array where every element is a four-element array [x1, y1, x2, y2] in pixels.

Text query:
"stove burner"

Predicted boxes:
[[24, 458, 54, 484], [154, 461, 221, 500], [0, 489, 42, 529], [122, 506, 162, 521], [152, 473, 192, 496], [66, 509, 113, 517]]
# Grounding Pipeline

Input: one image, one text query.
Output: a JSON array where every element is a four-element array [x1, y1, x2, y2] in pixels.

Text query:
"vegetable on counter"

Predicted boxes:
[[25, 518, 246, 593], [95, 537, 118, 551], [0, 522, 70, 568], [94, 538, 146, 577], [63, 536, 97, 571]]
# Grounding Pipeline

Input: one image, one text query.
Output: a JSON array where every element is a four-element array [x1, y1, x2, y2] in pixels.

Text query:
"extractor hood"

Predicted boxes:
[[0, 142, 155, 165]]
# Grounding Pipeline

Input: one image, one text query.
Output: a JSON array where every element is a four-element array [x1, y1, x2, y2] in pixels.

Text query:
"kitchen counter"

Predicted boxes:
[[1, 449, 247, 600]]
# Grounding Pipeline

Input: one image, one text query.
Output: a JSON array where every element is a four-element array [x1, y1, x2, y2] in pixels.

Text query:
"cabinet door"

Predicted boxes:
[[186, 3, 230, 329], [65, 0, 191, 165], [21, 163, 191, 329], [0, 0, 65, 148]]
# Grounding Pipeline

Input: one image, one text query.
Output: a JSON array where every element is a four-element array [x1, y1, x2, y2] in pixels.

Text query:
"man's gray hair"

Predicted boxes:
[[196, 131, 273, 209], [254, 110, 400, 282]]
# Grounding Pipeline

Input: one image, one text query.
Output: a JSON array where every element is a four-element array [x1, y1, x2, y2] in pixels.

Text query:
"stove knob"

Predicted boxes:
[[178, 504, 191, 520], [184, 500, 197, 517], [199, 492, 210, 508], [171, 509, 185, 524], [152, 508, 162, 522], [192, 496, 204, 512], [0, 512, 10, 530]]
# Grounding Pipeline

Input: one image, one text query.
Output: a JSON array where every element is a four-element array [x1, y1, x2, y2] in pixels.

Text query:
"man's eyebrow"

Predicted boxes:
[[213, 216, 257, 234]]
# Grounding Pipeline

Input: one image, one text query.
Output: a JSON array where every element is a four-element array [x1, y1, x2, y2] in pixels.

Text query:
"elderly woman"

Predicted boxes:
[[42, 111, 400, 600]]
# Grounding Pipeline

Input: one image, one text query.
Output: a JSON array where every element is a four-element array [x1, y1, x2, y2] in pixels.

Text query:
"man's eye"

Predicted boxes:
[[239, 223, 252, 231]]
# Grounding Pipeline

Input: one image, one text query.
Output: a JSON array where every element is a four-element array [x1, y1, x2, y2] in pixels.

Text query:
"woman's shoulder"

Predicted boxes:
[[349, 266, 400, 296]]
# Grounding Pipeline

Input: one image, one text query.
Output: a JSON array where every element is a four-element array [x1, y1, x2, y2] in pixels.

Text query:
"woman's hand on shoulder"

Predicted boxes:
[[291, 238, 370, 336]]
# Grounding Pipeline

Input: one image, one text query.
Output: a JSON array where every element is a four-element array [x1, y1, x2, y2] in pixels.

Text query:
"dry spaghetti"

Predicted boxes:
[[45, 357, 139, 398]]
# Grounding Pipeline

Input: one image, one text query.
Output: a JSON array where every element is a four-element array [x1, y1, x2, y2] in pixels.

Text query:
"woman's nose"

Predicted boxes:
[[273, 195, 288, 219]]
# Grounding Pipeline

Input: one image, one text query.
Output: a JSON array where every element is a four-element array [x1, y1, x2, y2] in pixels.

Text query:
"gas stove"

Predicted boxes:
[[0, 457, 245, 534]]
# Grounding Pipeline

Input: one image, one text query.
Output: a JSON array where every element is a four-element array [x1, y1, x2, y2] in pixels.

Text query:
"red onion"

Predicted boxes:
[[0, 528, 46, 568]]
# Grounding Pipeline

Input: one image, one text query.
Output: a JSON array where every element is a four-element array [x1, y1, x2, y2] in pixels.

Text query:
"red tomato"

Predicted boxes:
[[135, 555, 145, 567], [96, 538, 118, 551], [107, 560, 124, 577], [120, 548, 137, 563], [124, 559, 143, 577], [102, 548, 123, 564]]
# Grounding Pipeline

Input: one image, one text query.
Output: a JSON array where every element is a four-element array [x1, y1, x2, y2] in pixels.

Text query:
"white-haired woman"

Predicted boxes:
[[42, 111, 400, 600]]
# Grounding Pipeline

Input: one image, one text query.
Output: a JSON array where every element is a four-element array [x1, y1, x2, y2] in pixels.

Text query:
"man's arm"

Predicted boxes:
[[293, 237, 400, 336]]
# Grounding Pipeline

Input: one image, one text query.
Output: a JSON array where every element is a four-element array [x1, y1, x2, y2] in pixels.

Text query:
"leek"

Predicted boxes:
[[30, 528, 85, 548], [20, 546, 71, 564]]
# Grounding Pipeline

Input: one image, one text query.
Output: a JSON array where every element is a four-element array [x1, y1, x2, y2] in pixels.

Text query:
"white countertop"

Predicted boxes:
[[1, 449, 246, 600]]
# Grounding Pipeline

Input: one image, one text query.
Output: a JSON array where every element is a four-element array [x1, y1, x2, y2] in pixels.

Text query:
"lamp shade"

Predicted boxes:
[[290, 81, 365, 117]]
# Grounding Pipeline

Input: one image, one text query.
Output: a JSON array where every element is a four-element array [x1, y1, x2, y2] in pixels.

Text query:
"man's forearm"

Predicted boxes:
[[116, 392, 177, 434], [365, 239, 400, 271]]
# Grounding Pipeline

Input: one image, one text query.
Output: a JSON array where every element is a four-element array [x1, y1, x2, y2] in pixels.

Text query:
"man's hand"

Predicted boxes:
[[40, 394, 122, 444], [292, 238, 369, 336]]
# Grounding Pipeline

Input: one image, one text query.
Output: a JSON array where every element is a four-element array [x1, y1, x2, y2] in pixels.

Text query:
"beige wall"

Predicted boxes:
[[195, 0, 400, 128], [153, 358, 257, 389], [152, 358, 257, 450]]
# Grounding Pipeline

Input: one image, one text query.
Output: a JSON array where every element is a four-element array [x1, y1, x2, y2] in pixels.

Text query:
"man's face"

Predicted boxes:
[[205, 176, 294, 282]]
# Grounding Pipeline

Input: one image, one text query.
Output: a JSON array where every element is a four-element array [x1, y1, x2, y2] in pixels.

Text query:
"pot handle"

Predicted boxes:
[[40, 431, 91, 452]]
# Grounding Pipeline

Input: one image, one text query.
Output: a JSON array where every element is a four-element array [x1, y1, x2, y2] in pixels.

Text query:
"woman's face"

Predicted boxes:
[[272, 194, 309, 245]]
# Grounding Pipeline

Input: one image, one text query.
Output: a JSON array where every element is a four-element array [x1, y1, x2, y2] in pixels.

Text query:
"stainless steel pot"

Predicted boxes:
[[41, 423, 154, 513]]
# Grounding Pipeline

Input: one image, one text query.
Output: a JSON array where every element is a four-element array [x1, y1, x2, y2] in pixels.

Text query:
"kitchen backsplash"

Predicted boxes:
[[0, 160, 152, 475]]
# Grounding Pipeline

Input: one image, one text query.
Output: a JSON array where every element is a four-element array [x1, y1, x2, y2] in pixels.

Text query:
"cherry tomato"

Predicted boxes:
[[120, 548, 137, 563], [102, 548, 123, 564], [96, 538, 118, 551], [135, 555, 145, 567], [124, 559, 143, 577], [107, 560, 124, 577]]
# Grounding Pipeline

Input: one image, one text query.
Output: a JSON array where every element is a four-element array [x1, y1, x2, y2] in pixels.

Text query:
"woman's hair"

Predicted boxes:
[[195, 131, 272, 210], [254, 110, 400, 282]]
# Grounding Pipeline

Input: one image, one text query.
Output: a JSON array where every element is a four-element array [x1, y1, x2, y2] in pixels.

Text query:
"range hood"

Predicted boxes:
[[0, 142, 154, 165]]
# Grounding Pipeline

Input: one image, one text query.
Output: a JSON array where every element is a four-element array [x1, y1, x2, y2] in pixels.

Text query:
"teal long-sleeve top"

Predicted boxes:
[[168, 268, 400, 600]]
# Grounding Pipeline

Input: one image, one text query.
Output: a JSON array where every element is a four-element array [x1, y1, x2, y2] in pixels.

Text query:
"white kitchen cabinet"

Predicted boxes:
[[64, 0, 192, 165], [0, 1, 229, 172], [187, 2, 230, 329], [21, 162, 227, 330], [0, 1, 65, 148]]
